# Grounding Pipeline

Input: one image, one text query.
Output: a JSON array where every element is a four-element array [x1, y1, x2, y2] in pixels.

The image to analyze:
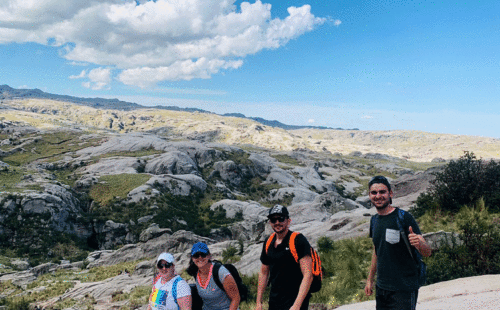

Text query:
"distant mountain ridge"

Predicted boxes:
[[0, 84, 348, 131], [222, 113, 355, 131]]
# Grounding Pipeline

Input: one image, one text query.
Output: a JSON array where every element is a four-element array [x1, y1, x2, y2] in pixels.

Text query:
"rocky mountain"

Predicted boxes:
[[0, 93, 499, 309]]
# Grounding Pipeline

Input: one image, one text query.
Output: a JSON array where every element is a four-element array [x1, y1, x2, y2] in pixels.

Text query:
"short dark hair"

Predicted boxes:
[[368, 175, 391, 191]]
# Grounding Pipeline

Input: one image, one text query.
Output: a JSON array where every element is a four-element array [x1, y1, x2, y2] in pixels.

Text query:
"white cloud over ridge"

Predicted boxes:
[[0, 0, 326, 88]]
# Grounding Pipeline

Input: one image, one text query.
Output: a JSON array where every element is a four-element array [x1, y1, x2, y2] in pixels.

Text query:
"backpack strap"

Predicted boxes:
[[212, 263, 225, 293], [370, 214, 379, 236], [289, 232, 300, 263], [396, 209, 415, 260], [266, 231, 301, 263], [172, 276, 182, 310], [265, 233, 276, 254], [310, 248, 322, 277]]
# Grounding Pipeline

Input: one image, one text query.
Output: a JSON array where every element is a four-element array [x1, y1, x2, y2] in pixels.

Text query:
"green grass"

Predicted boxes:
[[96, 146, 163, 159], [52, 168, 79, 187], [270, 154, 305, 167], [2, 277, 74, 306], [1, 131, 101, 166], [88, 173, 151, 206], [311, 237, 374, 307], [0, 167, 25, 192]]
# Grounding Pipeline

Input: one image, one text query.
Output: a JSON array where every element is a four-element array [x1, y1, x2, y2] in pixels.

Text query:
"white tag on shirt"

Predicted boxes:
[[385, 229, 400, 244]]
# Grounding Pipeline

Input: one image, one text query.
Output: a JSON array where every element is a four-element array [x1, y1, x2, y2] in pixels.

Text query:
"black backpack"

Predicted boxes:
[[212, 260, 249, 302], [189, 284, 204, 310]]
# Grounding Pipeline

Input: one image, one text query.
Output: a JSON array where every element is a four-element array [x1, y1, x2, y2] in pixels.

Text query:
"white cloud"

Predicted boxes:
[[0, 0, 325, 87], [362, 115, 374, 119], [69, 67, 112, 90], [86, 67, 112, 90], [308, 119, 315, 123], [69, 70, 86, 79], [334, 19, 342, 27]]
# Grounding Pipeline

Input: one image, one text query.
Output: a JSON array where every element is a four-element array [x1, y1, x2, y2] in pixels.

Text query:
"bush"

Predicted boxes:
[[222, 245, 240, 264], [415, 151, 500, 214], [425, 203, 500, 284]]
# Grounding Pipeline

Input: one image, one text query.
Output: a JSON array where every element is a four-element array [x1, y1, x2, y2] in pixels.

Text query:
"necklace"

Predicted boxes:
[[197, 264, 213, 289]]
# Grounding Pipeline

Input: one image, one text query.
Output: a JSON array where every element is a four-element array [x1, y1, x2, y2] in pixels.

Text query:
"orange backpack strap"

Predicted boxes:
[[289, 232, 300, 263], [290, 232, 322, 278], [310, 248, 322, 277], [265, 232, 276, 254]]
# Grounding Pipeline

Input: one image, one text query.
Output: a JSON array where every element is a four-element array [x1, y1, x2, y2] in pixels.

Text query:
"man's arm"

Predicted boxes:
[[255, 264, 270, 310], [408, 226, 432, 257], [364, 248, 377, 296], [289, 255, 313, 310]]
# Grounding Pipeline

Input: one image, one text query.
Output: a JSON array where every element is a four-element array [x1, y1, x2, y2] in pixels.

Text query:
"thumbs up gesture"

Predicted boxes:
[[408, 226, 421, 248]]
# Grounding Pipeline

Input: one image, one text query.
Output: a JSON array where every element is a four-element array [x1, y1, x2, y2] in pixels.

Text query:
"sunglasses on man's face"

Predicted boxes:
[[192, 252, 208, 259], [269, 216, 287, 224], [157, 262, 173, 269]]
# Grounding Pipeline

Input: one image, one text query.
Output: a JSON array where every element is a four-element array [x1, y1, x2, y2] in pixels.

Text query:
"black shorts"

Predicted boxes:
[[376, 286, 418, 310]]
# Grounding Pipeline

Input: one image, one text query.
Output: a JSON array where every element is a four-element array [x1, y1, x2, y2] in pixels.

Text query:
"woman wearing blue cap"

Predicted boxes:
[[148, 252, 192, 310], [187, 242, 241, 310]]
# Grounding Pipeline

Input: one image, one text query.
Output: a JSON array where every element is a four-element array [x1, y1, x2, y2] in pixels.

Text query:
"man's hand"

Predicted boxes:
[[408, 226, 422, 248], [408, 226, 432, 257], [364, 280, 373, 296]]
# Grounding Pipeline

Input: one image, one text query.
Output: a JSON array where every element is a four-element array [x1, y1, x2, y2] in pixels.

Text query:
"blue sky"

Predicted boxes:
[[1, 0, 499, 138]]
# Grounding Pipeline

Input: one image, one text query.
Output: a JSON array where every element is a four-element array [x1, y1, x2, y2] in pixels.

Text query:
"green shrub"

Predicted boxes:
[[415, 151, 500, 214], [316, 236, 335, 253], [222, 245, 240, 264], [5, 298, 30, 310], [425, 203, 500, 284]]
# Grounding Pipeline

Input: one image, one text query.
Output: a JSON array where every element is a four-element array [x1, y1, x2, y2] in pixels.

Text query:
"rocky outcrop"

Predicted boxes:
[[211, 160, 252, 186], [209, 200, 269, 241], [0, 184, 91, 246], [79, 157, 144, 176], [94, 220, 136, 249], [144, 151, 199, 175]]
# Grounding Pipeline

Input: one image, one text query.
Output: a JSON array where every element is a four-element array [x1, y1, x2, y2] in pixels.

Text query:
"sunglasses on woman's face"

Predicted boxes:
[[192, 252, 208, 259], [157, 262, 173, 269], [269, 216, 287, 223]]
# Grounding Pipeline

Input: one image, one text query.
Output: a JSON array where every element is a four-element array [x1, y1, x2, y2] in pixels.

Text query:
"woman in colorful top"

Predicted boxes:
[[148, 252, 192, 310], [187, 242, 240, 310]]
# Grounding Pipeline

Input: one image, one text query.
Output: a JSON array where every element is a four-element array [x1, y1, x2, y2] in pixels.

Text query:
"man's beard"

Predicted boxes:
[[374, 200, 391, 210], [272, 224, 286, 233]]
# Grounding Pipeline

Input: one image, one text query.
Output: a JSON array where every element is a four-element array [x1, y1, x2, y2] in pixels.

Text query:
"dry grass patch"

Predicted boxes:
[[89, 173, 151, 206]]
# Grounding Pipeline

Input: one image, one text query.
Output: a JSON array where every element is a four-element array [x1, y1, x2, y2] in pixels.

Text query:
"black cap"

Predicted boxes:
[[368, 175, 392, 191], [268, 204, 289, 218]]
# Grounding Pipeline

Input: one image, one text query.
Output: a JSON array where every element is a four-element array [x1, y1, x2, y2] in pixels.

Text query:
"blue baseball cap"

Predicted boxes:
[[191, 242, 210, 256]]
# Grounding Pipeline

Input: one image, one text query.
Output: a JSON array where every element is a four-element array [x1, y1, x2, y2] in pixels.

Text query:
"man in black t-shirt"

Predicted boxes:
[[365, 176, 432, 310], [255, 205, 313, 310]]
